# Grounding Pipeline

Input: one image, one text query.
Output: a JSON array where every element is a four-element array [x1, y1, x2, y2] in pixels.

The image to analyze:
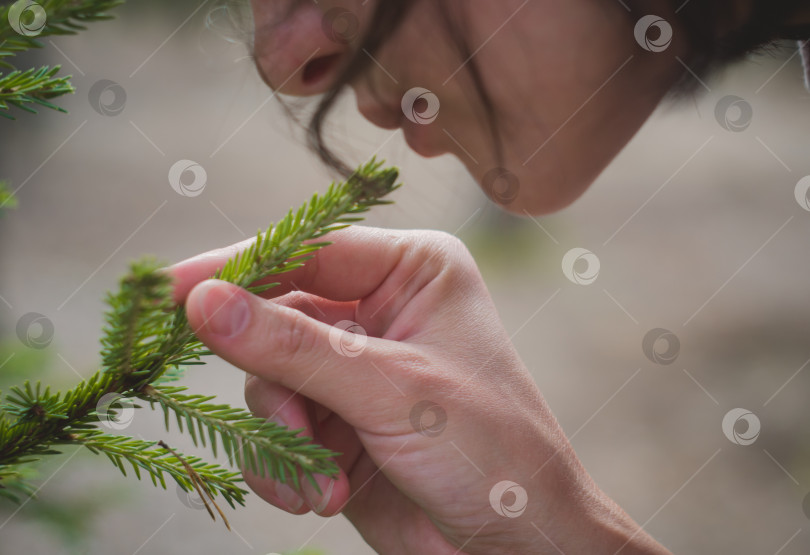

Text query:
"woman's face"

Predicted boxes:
[[251, 0, 685, 215]]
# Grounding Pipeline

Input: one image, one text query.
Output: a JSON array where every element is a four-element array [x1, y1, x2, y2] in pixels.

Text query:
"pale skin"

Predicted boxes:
[[169, 0, 689, 552]]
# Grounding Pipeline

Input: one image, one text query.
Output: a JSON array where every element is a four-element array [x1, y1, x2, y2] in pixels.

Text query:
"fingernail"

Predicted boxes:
[[200, 282, 250, 338], [276, 483, 304, 512], [303, 474, 335, 514]]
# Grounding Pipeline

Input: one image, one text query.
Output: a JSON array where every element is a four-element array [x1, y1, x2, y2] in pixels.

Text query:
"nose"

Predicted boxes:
[[252, 2, 352, 96]]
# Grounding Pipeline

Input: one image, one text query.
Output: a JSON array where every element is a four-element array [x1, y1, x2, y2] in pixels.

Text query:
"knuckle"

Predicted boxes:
[[400, 230, 472, 271], [418, 229, 463, 253], [423, 230, 474, 268], [270, 305, 318, 365], [390, 347, 455, 396], [273, 291, 311, 312], [407, 230, 480, 292]]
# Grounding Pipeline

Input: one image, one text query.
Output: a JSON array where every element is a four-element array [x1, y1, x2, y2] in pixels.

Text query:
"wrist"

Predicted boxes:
[[444, 398, 670, 554], [566, 489, 671, 554], [529, 475, 672, 555], [471, 444, 670, 555]]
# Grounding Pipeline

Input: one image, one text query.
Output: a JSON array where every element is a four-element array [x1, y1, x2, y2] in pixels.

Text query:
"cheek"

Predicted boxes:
[[471, 69, 672, 217], [443, 3, 680, 215], [372, 5, 461, 89]]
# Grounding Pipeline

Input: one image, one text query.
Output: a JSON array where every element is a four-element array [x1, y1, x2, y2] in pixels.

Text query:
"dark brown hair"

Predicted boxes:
[[309, 0, 810, 175], [306, 1, 414, 176], [667, 0, 810, 90]]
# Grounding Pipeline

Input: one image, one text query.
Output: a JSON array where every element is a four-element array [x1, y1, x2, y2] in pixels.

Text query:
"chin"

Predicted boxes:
[[489, 194, 577, 217], [466, 163, 593, 217]]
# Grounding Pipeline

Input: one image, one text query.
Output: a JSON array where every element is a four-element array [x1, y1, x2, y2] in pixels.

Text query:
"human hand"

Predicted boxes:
[[170, 226, 669, 554]]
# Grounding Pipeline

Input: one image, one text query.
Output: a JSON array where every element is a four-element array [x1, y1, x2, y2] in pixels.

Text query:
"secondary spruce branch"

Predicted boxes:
[[0, 160, 400, 526], [0, 0, 125, 118]]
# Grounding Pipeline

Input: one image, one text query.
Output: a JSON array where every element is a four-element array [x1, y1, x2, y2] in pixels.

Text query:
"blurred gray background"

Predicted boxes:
[[2, 1, 810, 553]]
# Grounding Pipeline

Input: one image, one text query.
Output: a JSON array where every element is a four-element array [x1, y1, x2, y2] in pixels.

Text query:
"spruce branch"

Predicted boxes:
[[0, 461, 37, 503], [215, 159, 399, 291], [0, 160, 401, 523], [68, 432, 247, 510], [141, 384, 336, 490], [157, 439, 232, 529], [0, 65, 73, 118], [0, 0, 125, 65], [0, 0, 126, 117]]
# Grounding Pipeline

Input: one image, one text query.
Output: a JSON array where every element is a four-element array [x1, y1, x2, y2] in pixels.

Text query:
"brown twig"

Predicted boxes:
[[157, 440, 231, 530]]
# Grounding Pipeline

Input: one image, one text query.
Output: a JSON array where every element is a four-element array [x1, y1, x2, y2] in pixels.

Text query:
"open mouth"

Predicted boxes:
[[302, 53, 342, 86]]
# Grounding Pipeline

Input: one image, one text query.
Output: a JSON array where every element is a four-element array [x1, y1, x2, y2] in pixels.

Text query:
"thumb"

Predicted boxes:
[[185, 280, 400, 420]]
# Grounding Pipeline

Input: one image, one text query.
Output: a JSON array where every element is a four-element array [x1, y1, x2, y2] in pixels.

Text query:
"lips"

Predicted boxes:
[[301, 53, 343, 87]]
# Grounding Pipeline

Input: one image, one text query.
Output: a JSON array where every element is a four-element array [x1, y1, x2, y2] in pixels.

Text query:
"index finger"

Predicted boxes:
[[169, 226, 407, 305]]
